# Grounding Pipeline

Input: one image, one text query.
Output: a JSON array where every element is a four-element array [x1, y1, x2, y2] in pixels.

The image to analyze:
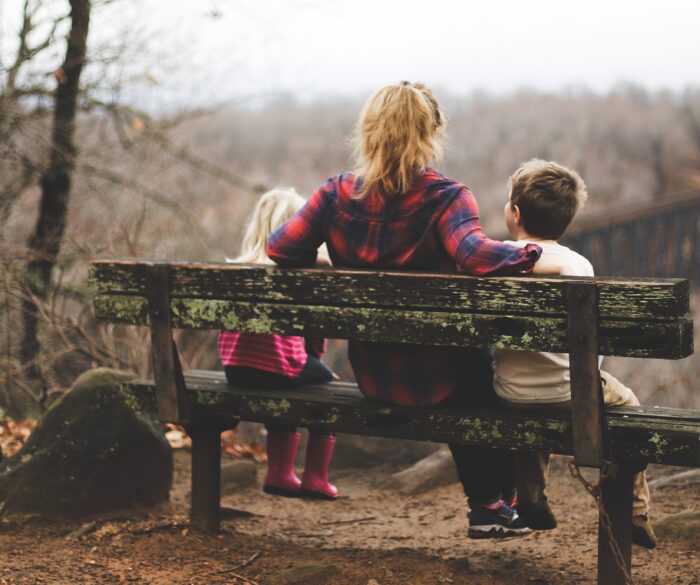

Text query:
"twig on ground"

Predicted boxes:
[[220, 506, 260, 519], [214, 551, 261, 575], [648, 468, 700, 488], [224, 571, 260, 585], [66, 521, 97, 540], [320, 516, 377, 526]]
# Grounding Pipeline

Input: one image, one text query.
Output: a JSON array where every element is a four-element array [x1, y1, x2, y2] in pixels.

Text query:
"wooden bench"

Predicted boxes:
[[90, 259, 700, 585]]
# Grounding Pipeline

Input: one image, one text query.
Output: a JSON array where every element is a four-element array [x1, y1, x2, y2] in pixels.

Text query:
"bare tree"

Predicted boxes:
[[20, 0, 90, 399], [0, 1, 262, 413]]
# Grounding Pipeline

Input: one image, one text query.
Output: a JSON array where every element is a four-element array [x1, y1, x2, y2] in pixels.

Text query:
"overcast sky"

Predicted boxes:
[[142, 0, 700, 101], [3, 0, 699, 105]]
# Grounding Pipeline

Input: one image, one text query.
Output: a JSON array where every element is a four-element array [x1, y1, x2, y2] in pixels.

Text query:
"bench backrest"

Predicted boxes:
[[91, 259, 693, 468], [91, 260, 692, 359]]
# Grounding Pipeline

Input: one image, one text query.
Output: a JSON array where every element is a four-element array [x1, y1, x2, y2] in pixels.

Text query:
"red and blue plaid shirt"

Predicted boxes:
[[268, 168, 540, 406]]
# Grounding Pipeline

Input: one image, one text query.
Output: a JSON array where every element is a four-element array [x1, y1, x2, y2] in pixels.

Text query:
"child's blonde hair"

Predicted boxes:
[[236, 188, 306, 264], [353, 81, 445, 200], [508, 159, 588, 240]]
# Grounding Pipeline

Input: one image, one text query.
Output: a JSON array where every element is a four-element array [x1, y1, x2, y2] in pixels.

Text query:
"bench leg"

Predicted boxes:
[[597, 463, 634, 585], [190, 424, 221, 532]]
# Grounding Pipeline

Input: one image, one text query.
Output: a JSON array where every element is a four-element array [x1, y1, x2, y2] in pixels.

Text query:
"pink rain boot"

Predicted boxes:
[[301, 433, 338, 500], [263, 431, 302, 497]]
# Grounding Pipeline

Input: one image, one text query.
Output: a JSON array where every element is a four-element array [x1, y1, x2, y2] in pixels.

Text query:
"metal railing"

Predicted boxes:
[[562, 190, 700, 281]]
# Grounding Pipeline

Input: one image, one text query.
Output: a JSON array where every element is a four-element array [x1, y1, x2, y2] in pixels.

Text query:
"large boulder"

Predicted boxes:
[[0, 368, 172, 516], [327, 434, 440, 469], [382, 446, 458, 494], [654, 510, 700, 545]]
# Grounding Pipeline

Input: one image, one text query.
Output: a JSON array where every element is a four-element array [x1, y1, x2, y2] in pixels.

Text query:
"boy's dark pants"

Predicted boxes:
[[441, 350, 517, 506]]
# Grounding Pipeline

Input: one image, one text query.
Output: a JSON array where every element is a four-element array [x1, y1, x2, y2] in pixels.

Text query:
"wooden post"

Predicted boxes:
[[598, 463, 634, 585], [566, 282, 605, 468], [568, 283, 634, 584], [145, 264, 190, 424], [189, 423, 222, 532]]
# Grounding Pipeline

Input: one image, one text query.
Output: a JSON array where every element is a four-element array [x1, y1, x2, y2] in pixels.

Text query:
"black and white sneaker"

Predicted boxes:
[[468, 500, 532, 539]]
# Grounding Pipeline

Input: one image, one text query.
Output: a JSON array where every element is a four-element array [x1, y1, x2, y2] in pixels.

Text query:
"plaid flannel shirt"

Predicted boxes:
[[268, 168, 540, 406]]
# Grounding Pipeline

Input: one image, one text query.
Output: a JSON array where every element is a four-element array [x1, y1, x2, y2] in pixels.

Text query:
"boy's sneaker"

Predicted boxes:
[[517, 500, 558, 531], [632, 514, 657, 549], [468, 500, 532, 539], [504, 491, 557, 531]]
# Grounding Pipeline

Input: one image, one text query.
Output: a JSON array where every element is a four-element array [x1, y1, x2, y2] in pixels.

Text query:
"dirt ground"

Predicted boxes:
[[1, 450, 699, 585]]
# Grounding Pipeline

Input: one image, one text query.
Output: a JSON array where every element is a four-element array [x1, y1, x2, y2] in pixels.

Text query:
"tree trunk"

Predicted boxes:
[[20, 0, 91, 403]]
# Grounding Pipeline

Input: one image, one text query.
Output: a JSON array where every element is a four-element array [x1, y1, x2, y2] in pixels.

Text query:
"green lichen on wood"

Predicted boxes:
[[545, 420, 569, 433], [649, 432, 670, 457], [94, 295, 150, 325], [172, 299, 222, 328], [245, 308, 274, 334], [125, 375, 700, 467], [195, 390, 226, 407], [322, 407, 341, 424], [92, 293, 692, 358], [247, 398, 291, 417], [90, 260, 691, 319]]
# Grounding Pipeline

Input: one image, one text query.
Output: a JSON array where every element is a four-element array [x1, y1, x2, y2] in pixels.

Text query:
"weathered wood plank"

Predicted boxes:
[[125, 373, 700, 468], [145, 265, 191, 423], [89, 261, 690, 321], [567, 282, 606, 467], [598, 464, 634, 585], [189, 423, 222, 532], [93, 294, 694, 359]]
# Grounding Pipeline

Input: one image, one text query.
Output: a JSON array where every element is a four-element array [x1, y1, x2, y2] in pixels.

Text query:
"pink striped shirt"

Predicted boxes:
[[218, 332, 325, 378]]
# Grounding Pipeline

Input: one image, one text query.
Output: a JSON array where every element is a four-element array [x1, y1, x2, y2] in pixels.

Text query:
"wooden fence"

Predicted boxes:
[[562, 190, 700, 282]]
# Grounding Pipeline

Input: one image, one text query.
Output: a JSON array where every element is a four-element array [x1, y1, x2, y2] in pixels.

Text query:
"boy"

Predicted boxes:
[[494, 159, 656, 549]]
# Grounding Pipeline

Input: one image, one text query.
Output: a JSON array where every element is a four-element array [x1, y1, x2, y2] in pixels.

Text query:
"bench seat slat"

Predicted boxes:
[[124, 372, 700, 468], [90, 261, 690, 321], [94, 294, 693, 359]]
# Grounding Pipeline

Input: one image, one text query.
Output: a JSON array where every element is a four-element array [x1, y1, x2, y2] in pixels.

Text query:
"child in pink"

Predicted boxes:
[[218, 188, 338, 500]]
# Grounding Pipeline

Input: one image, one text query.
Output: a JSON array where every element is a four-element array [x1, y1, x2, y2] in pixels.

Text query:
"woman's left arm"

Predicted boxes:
[[437, 186, 541, 275]]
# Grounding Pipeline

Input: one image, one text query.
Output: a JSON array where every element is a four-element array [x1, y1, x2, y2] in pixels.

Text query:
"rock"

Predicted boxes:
[[220, 459, 259, 494], [267, 564, 339, 585], [0, 368, 173, 516], [382, 446, 458, 494], [327, 434, 440, 469], [654, 510, 700, 542]]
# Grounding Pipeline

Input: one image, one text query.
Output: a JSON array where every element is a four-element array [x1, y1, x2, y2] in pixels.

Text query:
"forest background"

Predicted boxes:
[[2, 0, 700, 423]]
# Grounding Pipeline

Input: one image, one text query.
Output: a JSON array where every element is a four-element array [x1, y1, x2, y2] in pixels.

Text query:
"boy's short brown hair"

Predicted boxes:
[[508, 159, 588, 240]]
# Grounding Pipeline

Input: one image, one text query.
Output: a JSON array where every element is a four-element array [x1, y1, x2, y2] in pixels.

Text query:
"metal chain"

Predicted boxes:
[[568, 460, 634, 585]]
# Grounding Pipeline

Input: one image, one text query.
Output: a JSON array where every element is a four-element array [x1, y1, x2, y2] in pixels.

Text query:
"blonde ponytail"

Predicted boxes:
[[353, 81, 445, 200]]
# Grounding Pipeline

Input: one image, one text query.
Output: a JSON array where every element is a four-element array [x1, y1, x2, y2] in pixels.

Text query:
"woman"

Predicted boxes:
[[268, 81, 541, 538]]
